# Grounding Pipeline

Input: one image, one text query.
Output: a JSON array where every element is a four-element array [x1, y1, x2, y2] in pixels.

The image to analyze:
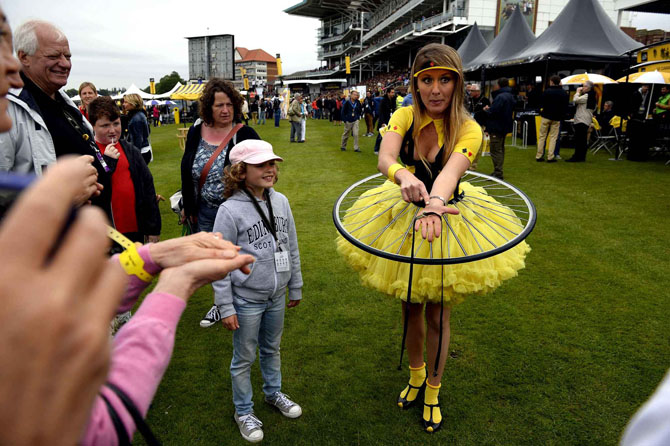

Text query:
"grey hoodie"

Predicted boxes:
[[213, 188, 303, 319]]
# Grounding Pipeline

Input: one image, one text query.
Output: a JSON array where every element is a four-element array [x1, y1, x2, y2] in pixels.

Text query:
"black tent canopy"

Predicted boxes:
[[464, 7, 535, 72], [457, 22, 488, 67], [498, 0, 642, 66]]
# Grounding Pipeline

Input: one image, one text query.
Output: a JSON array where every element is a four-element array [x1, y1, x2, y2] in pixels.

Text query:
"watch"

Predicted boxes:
[[429, 195, 447, 206]]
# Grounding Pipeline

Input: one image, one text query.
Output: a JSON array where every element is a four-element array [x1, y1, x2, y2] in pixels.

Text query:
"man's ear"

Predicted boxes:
[[17, 50, 30, 68]]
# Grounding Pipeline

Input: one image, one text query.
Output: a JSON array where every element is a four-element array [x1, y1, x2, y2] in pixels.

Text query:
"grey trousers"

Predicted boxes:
[[290, 121, 301, 142], [341, 121, 359, 151]]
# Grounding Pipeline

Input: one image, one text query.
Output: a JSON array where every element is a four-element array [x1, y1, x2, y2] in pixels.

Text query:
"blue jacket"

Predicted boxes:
[[485, 87, 516, 135], [341, 98, 362, 123], [126, 110, 150, 149], [373, 96, 383, 115]]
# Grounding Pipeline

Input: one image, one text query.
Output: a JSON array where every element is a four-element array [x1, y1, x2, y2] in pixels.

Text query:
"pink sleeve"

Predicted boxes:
[[81, 292, 185, 445], [115, 244, 163, 314]]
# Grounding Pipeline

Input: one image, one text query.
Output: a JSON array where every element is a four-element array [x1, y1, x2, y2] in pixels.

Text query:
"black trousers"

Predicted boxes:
[[572, 123, 589, 161]]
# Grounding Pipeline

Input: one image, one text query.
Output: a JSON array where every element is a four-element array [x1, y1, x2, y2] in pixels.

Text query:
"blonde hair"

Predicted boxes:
[[123, 93, 144, 111], [409, 43, 473, 167], [78, 81, 97, 97], [222, 162, 279, 199]]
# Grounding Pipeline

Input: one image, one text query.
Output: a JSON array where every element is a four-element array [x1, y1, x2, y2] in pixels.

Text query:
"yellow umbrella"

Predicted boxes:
[[616, 70, 670, 84], [561, 73, 617, 85], [617, 71, 670, 117]]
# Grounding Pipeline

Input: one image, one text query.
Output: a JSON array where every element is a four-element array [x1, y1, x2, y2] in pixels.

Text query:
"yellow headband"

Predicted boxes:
[[413, 66, 460, 78]]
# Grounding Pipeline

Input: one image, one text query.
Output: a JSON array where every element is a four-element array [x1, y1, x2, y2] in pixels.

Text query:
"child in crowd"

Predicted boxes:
[[213, 139, 303, 443], [89, 96, 161, 245]]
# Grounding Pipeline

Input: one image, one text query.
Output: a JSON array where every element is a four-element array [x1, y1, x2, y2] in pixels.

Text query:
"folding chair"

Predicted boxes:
[[590, 117, 617, 156]]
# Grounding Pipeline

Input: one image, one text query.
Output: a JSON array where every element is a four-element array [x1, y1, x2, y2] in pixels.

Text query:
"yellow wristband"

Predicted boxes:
[[107, 226, 154, 282], [387, 163, 405, 184]]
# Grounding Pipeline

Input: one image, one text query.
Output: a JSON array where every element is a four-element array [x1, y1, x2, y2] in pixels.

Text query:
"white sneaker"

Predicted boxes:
[[234, 412, 264, 443], [265, 391, 302, 418], [199, 305, 220, 328]]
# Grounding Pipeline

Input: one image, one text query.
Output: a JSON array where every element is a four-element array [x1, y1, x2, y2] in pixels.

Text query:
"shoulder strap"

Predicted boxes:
[[100, 392, 131, 446], [105, 382, 161, 446], [198, 123, 243, 191]]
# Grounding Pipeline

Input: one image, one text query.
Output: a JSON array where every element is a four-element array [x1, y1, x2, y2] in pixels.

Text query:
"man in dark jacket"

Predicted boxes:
[[2, 20, 112, 218], [374, 87, 395, 154], [536, 75, 568, 162], [484, 78, 515, 179], [341, 90, 363, 151]]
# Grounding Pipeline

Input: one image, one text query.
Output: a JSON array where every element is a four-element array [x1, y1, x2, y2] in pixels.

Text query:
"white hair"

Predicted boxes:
[[14, 20, 67, 56]]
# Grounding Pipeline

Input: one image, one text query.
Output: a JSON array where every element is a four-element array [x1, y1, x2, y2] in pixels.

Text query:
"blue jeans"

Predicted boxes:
[[258, 112, 266, 125], [231, 294, 285, 415], [196, 202, 220, 233], [274, 110, 281, 127]]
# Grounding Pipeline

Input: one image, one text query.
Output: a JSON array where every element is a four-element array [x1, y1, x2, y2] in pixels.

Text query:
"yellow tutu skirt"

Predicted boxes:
[[336, 180, 531, 305]]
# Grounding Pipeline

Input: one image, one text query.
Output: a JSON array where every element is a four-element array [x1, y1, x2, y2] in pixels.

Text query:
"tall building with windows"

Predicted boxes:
[[233, 47, 278, 91], [285, 0, 638, 79]]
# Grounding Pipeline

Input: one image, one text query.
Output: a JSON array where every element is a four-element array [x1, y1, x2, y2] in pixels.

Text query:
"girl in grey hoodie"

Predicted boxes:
[[212, 139, 303, 443]]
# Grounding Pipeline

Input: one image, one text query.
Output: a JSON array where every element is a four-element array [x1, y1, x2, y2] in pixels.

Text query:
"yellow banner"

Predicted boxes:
[[345, 56, 351, 74]]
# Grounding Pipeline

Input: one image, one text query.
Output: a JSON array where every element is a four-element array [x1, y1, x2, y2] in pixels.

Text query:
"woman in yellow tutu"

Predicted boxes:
[[336, 43, 530, 433]]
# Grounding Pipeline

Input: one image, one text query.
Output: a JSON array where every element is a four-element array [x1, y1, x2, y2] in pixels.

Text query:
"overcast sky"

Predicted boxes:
[[5, 0, 668, 91], [5, 0, 321, 90]]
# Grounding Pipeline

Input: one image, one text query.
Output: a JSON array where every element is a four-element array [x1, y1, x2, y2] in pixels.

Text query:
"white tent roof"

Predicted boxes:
[[110, 81, 184, 100], [110, 83, 154, 100], [123, 83, 154, 99], [153, 82, 182, 99]]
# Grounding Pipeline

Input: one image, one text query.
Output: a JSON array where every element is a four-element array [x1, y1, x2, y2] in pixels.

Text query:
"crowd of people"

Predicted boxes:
[[1, 9, 669, 446]]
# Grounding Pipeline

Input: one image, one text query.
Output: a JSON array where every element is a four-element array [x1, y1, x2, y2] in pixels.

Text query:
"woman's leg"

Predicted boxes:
[[398, 301, 427, 408], [422, 303, 451, 432], [403, 301, 426, 368], [424, 303, 451, 385]]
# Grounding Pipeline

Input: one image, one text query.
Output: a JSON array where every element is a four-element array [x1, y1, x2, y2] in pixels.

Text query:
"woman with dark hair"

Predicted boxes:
[[337, 43, 530, 433], [180, 78, 260, 327], [123, 93, 153, 164], [78, 81, 97, 121]]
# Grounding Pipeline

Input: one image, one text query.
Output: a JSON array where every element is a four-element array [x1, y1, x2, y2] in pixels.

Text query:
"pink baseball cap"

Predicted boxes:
[[229, 140, 283, 165]]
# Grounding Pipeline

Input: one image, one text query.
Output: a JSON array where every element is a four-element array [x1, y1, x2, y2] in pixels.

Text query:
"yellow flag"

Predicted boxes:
[[345, 56, 351, 74], [276, 54, 283, 77]]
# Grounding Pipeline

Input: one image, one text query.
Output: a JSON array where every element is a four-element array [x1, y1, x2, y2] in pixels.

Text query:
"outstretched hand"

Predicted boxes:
[[149, 232, 242, 269], [152, 255, 254, 302], [414, 205, 460, 242]]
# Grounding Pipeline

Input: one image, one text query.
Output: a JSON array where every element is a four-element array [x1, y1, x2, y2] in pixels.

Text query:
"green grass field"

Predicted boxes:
[[135, 119, 670, 445]]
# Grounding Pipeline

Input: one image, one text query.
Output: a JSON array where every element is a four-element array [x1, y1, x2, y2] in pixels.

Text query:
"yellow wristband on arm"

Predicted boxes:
[[108, 226, 154, 282], [387, 163, 406, 184]]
